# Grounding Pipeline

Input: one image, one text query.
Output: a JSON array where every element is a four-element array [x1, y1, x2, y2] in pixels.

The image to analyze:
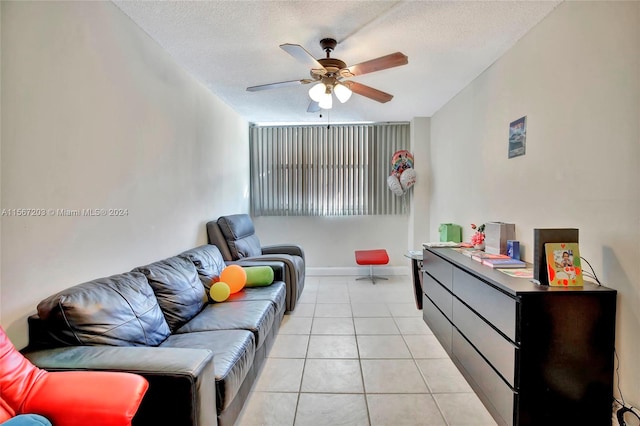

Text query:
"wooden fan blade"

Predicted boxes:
[[280, 43, 326, 74], [246, 79, 312, 92], [341, 52, 408, 77], [307, 101, 320, 113], [347, 81, 394, 103]]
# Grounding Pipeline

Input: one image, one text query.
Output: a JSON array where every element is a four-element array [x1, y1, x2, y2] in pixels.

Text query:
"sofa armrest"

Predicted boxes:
[[23, 371, 148, 426], [24, 346, 216, 426], [261, 244, 305, 260], [229, 259, 286, 283]]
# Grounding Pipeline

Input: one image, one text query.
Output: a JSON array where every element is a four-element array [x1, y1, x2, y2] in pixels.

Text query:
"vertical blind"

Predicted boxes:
[[250, 122, 410, 216]]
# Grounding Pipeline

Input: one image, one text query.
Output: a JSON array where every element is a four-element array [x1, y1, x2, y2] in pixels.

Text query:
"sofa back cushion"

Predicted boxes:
[[206, 221, 234, 261], [217, 214, 262, 259], [36, 272, 170, 346], [133, 256, 206, 332], [180, 245, 226, 294]]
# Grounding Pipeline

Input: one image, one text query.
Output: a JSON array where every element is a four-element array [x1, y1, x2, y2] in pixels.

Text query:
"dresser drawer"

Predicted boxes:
[[453, 298, 518, 387], [453, 267, 518, 342], [423, 272, 453, 321], [423, 250, 453, 290], [423, 293, 452, 355], [452, 329, 516, 426]]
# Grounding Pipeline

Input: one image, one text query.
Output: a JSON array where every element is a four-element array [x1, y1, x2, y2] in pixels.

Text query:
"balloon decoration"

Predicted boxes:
[[387, 150, 416, 196], [387, 175, 404, 196], [209, 282, 231, 302], [220, 265, 247, 294], [400, 168, 417, 190]]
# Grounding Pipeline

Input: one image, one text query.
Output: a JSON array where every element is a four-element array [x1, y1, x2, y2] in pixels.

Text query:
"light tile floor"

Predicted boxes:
[[236, 275, 497, 426]]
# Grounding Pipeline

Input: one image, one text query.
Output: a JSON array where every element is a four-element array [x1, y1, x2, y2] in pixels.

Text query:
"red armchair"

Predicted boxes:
[[0, 326, 148, 426]]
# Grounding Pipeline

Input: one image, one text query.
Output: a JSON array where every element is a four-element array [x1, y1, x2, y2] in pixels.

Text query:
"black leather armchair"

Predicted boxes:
[[207, 214, 305, 311]]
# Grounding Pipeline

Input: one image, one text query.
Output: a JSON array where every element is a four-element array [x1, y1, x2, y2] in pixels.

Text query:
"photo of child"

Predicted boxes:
[[545, 242, 583, 286], [556, 250, 574, 268]]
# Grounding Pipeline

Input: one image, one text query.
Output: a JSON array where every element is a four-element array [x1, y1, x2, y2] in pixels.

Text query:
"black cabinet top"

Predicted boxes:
[[424, 247, 615, 297]]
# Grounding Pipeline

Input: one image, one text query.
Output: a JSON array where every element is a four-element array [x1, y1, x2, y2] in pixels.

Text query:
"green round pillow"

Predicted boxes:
[[243, 266, 274, 287]]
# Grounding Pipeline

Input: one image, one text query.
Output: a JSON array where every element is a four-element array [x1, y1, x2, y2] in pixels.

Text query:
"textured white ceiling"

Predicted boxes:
[[114, 1, 560, 124]]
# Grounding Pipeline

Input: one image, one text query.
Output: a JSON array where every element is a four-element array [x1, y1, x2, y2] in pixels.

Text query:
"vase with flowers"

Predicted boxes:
[[471, 223, 485, 250]]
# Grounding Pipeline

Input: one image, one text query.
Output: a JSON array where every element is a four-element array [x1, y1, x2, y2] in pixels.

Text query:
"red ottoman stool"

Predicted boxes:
[[355, 249, 389, 284]]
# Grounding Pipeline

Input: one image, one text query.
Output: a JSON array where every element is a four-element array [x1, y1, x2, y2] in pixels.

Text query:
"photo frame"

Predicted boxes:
[[532, 228, 579, 285], [544, 242, 584, 286]]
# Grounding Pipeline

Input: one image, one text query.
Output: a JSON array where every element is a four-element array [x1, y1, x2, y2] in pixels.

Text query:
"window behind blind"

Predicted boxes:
[[250, 123, 409, 216]]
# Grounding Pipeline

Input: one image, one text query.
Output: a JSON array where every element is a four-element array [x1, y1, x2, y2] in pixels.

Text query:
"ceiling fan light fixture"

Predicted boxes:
[[308, 83, 326, 102], [249, 39, 408, 113], [334, 83, 352, 103], [318, 92, 333, 109]]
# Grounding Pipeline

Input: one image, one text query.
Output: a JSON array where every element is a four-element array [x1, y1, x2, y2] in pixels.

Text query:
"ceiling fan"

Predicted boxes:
[[246, 38, 408, 112]]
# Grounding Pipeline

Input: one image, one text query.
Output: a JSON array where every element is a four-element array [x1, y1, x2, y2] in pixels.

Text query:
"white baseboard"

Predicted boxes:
[[307, 266, 409, 276]]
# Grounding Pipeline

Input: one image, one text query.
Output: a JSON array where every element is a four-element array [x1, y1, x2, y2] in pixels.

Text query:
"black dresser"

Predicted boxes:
[[422, 247, 616, 426]]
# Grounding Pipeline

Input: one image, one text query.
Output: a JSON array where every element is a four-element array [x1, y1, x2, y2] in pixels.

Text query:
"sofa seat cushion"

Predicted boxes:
[[175, 301, 275, 349], [36, 272, 170, 347], [133, 256, 206, 332], [227, 281, 286, 311], [160, 330, 255, 413]]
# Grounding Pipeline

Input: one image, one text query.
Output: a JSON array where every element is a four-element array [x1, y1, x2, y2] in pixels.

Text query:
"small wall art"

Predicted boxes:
[[508, 116, 527, 159]]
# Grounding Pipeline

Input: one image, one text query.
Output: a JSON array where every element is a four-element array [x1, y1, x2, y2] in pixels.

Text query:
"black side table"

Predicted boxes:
[[404, 251, 423, 309]]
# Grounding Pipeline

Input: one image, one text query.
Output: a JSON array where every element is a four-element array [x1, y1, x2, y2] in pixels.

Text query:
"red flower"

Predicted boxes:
[[470, 232, 485, 245], [470, 223, 485, 245]]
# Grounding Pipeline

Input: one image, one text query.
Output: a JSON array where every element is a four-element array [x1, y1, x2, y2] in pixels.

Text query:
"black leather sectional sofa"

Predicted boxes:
[[23, 243, 296, 426]]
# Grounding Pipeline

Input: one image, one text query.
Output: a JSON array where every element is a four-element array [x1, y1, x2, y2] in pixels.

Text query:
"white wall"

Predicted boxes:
[[253, 215, 408, 274], [409, 117, 431, 248], [429, 1, 639, 407], [1, 1, 249, 347]]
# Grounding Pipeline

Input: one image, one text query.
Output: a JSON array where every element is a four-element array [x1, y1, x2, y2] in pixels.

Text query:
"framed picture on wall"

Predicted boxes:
[[508, 116, 527, 158]]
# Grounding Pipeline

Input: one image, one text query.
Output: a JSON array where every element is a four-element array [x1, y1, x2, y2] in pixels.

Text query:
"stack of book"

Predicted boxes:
[[482, 257, 526, 268], [463, 250, 526, 268]]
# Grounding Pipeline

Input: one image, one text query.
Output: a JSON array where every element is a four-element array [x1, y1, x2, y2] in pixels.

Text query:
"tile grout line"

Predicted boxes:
[[351, 307, 373, 426], [244, 276, 485, 425]]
